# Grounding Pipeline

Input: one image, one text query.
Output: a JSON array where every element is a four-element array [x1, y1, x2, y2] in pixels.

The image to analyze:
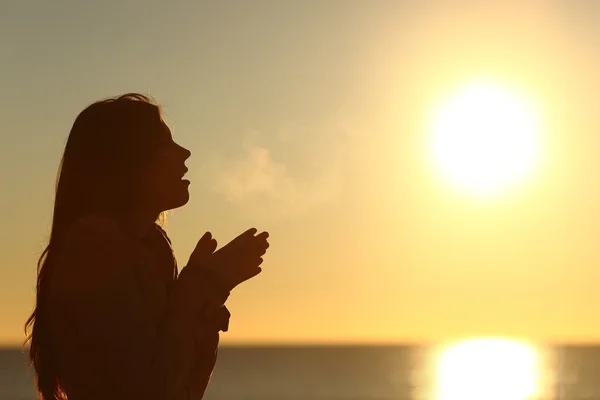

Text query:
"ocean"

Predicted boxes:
[[1, 345, 599, 400]]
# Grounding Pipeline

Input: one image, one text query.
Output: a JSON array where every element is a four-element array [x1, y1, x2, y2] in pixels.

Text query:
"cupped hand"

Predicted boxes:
[[209, 228, 270, 291]]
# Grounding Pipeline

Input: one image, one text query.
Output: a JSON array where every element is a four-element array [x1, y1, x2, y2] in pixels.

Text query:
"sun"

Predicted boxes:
[[435, 338, 540, 400], [429, 80, 542, 197]]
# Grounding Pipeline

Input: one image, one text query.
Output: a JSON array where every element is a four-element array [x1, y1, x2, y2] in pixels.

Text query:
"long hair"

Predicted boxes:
[[24, 93, 165, 400]]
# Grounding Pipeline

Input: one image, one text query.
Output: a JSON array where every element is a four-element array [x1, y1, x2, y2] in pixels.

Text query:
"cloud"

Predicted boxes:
[[207, 121, 349, 223]]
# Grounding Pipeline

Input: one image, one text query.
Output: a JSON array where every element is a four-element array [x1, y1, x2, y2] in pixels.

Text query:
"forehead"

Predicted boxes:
[[156, 118, 172, 140]]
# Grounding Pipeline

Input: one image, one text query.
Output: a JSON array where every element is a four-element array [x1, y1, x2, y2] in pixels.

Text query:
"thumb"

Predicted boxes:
[[189, 232, 218, 266]]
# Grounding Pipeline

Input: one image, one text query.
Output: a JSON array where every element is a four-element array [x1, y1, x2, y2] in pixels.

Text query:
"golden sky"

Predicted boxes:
[[2, 1, 600, 345]]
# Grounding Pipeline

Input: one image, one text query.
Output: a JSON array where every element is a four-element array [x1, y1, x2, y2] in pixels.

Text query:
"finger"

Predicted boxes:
[[246, 231, 268, 247], [246, 239, 269, 260], [244, 240, 268, 258], [255, 231, 269, 241], [251, 257, 264, 268], [206, 235, 218, 249], [208, 238, 218, 253], [200, 231, 212, 241], [190, 239, 217, 264], [195, 232, 212, 248], [190, 232, 218, 264], [254, 237, 269, 250], [258, 240, 270, 253], [229, 228, 259, 247], [246, 245, 266, 258], [242, 227, 258, 237], [245, 266, 262, 281]]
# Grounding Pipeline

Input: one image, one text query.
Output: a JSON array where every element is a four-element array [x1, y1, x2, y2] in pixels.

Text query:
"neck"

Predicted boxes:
[[117, 208, 161, 238]]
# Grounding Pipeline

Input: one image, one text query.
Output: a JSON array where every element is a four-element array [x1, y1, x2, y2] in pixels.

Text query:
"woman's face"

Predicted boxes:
[[141, 119, 192, 213]]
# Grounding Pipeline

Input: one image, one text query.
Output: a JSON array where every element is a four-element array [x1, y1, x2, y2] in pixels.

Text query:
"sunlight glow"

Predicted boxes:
[[429, 80, 542, 197], [435, 338, 539, 400]]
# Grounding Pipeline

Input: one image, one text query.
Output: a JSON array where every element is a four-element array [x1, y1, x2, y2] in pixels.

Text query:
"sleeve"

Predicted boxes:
[[185, 305, 231, 400], [186, 330, 220, 400], [48, 216, 227, 400]]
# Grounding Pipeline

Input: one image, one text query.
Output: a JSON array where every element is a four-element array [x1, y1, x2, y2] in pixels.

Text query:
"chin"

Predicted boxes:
[[162, 182, 191, 211]]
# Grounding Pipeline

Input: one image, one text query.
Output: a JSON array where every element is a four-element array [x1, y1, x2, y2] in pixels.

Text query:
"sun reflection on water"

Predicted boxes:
[[432, 338, 544, 400]]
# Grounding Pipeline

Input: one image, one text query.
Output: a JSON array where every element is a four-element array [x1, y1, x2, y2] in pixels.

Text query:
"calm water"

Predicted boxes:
[[1, 345, 599, 400]]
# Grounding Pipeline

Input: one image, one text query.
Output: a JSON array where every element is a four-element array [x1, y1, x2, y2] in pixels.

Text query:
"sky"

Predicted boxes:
[[1, 0, 600, 346]]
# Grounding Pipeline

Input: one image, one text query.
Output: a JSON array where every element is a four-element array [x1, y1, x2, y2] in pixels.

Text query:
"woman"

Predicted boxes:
[[24, 93, 270, 400]]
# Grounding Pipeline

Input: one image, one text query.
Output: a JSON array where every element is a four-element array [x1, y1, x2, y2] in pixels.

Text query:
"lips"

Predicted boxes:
[[180, 167, 188, 179], [177, 167, 190, 184]]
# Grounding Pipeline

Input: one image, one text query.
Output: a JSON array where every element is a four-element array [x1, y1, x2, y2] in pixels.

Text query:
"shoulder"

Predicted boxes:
[[63, 214, 125, 245], [60, 214, 138, 259], [55, 214, 134, 288]]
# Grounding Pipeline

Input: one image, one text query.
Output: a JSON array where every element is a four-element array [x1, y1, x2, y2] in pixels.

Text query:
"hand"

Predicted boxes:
[[187, 231, 218, 268], [209, 228, 269, 291], [176, 231, 219, 304]]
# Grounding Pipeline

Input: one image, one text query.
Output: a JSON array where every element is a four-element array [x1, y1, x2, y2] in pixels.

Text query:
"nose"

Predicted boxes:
[[179, 144, 191, 160]]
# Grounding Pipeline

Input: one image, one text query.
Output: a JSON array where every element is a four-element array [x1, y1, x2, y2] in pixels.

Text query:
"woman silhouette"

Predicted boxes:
[[24, 93, 269, 400]]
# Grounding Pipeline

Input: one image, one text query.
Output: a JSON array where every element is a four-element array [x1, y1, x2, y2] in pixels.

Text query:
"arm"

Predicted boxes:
[[186, 331, 220, 400], [175, 227, 270, 399], [177, 266, 231, 400], [185, 306, 231, 400], [48, 216, 226, 400]]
